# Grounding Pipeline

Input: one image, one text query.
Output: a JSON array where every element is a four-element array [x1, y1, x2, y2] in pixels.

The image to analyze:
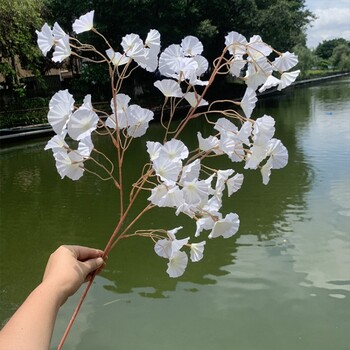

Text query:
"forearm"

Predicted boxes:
[[0, 282, 63, 350]]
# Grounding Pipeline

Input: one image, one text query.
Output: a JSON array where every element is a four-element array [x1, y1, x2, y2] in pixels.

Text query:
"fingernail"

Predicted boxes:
[[96, 257, 104, 266]]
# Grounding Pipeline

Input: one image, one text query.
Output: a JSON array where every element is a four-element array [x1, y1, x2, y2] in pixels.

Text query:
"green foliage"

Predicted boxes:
[[318, 59, 330, 70], [0, 97, 50, 128], [70, 63, 110, 100], [196, 19, 219, 39], [0, 0, 46, 88], [256, 0, 314, 51], [302, 69, 342, 79], [43, 0, 313, 88], [292, 44, 317, 77], [331, 44, 350, 71], [315, 38, 350, 60], [44, 0, 313, 55]]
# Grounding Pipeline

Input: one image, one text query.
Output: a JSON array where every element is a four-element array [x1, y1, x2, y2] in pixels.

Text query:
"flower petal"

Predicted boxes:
[[36, 23, 54, 56], [72, 10, 94, 34], [190, 241, 206, 262], [166, 251, 188, 278], [209, 213, 240, 239]]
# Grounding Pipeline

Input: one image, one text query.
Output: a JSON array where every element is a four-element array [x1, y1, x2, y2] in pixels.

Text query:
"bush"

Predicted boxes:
[[0, 97, 50, 128]]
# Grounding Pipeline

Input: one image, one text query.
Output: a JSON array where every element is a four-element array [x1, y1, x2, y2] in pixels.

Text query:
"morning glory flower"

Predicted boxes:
[[127, 105, 154, 138], [214, 117, 238, 134], [277, 70, 300, 90], [219, 133, 245, 162], [44, 133, 68, 154], [215, 169, 235, 194], [183, 179, 210, 205], [244, 143, 268, 169], [261, 157, 273, 185], [159, 44, 182, 76], [146, 141, 162, 161], [260, 139, 288, 184], [67, 107, 99, 141], [145, 29, 161, 51], [197, 132, 221, 153], [253, 115, 275, 145], [247, 35, 272, 60], [166, 251, 188, 278], [152, 157, 182, 185], [160, 139, 189, 161], [229, 56, 246, 77], [81, 94, 93, 111], [193, 55, 209, 76], [78, 136, 94, 158], [158, 186, 184, 208], [54, 150, 85, 181], [52, 35, 71, 63], [173, 57, 199, 81], [106, 94, 131, 129], [36, 23, 54, 56], [245, 57, 272, 90], [240, 87, 257, 118], [237, 121, 253, 146], [208, 213, 240, 239], [224, 31, 247, 56], [258, 75, 281, 93], [273, 51, 298, 72], [227, 173, 244, 196], [52, 22, 67, 40], [154, 226, 188, 258], [194, 217, 216, 237], [190, 241, 206, 262], [266, 138, 288, 169], [48, 90, 74, 135], [154, 79, 183, 98], [159, 36, 207, 85], [181, 35, 203, 56], [205, 192, 222, 212], [121, 33, 145, 59], [106, 49, 130, 67], [179, 159, 201, 185], [134, 48, 159, 72], [184, 92, 208, 108], [155, 236, 188, 259], [72, 10, 95, 34]]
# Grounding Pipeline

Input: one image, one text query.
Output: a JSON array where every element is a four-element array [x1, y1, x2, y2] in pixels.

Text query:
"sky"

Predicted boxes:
[[304, 0, 350, 48]]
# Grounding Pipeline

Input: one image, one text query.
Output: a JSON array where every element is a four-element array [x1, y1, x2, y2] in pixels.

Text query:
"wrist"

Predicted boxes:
[[38, 280, 68, 307]]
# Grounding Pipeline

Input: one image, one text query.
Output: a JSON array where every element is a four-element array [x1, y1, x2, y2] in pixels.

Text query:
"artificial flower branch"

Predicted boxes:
[[36, 9, 300, 348]]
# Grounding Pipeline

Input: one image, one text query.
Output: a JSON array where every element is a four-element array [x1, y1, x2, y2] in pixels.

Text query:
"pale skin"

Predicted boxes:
[[0, 245, 104, 350]]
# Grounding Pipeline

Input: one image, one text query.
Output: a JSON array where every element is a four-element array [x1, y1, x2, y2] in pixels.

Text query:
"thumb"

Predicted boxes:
[[82, 257, 104, 275]]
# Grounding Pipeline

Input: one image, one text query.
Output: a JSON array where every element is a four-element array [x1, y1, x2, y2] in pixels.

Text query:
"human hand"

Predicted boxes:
[[42, 245, 104, 305]]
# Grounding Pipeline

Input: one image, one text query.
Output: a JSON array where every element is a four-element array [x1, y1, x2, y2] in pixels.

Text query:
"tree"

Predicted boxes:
[[331, 44, 350, 71], [44, 0, 313, 56], [292, 44, 317, 76], [256, 0, 314, 51], [0, 0, 45, 90], [42, 0, 314, 98], [315, 38, 350, 60]]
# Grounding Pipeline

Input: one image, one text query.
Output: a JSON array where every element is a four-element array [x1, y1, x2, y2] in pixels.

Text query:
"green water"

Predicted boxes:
[[1, 77, 349, 349]]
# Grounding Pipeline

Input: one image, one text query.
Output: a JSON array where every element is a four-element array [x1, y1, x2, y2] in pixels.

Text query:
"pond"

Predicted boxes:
[[1, 76, 349, 349]]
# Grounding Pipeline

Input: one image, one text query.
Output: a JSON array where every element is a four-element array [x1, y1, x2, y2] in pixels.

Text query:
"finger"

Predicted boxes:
[[66, 245, 104, 261], [81, 257, 104, 275]]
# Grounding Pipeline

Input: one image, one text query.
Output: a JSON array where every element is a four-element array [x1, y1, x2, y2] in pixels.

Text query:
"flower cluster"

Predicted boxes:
[[153, 226, 206, 278], [37, 11, 299, 278], [44, 91, 96, 180]]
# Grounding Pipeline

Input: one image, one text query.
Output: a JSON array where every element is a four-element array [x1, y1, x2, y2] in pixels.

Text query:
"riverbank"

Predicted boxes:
[[1, 72, 349, 144]]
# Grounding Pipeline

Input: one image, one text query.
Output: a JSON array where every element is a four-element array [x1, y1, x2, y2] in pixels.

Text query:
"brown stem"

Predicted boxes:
[[173, 49, 228, 139], [57, 271, 97, 350]]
